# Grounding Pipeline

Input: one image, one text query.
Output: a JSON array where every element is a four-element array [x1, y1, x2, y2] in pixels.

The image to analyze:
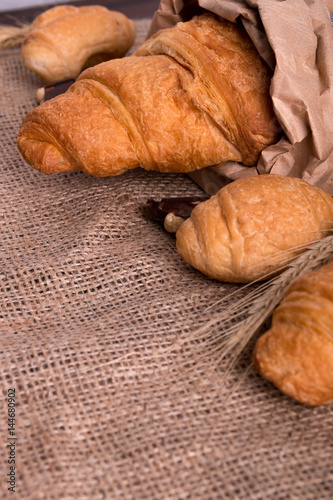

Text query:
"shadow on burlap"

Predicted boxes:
[[0, 19, 332, 500]]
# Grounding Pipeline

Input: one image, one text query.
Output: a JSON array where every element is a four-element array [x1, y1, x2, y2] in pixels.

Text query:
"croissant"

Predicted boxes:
[[21, 5, 136, 83], [175, 174, 333, 283], [252, 261, 333, 406], [17, 14, 280, 177]]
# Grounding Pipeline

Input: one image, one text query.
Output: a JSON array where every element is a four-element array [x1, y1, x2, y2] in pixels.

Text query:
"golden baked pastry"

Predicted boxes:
[[176, 174, 333, 283], [21, 5, 136, 83], [253, 260, 333, 406], [17, 14, 280, 176]]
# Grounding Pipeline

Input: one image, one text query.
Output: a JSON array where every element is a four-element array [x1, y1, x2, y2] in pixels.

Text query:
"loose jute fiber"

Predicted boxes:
[[0, 19, 332, 500]]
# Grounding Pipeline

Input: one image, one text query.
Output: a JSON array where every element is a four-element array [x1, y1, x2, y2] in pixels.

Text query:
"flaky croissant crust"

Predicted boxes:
[[17, 14, 280, 177], [21, 5, 136, 83], [176, 175, 333, 283], [253, 260, 333, 406]]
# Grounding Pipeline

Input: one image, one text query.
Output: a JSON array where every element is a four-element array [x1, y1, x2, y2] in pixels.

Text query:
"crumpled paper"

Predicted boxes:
[[148, 0, 333, 195]]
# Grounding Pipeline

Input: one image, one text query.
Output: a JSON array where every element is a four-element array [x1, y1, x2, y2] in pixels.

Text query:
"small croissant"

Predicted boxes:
[[21, 5, 136, 83], [17, 14, 280, 177], [253, 260, 333, 406], [176, 175, 333, 283]]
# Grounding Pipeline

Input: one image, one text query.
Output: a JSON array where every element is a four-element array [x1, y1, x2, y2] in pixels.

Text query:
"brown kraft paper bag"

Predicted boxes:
[[148, 0, 333, 195]]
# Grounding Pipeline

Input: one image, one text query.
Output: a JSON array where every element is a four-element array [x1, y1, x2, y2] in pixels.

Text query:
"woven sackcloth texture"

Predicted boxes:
[[1, 18, 332, 500]]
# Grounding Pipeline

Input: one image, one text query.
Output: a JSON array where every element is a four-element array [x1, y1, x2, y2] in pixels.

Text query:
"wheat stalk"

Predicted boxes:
[[172, 232, 333, 381], [0, 22, 30, 50]]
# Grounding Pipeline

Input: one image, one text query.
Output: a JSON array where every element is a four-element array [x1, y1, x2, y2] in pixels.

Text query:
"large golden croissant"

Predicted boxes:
[[253, 261, 333, 406], [17, 14, 280, 177], [21, 5, 136, 83], [175, 175, 333, 283]]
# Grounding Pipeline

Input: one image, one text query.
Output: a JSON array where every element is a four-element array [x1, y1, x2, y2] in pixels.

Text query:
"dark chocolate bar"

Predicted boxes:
[[143, 196, 209, 222], [44, 79, 75, 101]]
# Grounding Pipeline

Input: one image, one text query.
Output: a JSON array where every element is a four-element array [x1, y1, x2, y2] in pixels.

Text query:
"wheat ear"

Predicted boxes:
[[0, 22, 30, 50], [172, 233, 333, 381]]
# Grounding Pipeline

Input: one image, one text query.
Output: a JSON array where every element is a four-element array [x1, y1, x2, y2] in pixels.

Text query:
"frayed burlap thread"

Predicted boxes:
[[0, 19, 332, 500]]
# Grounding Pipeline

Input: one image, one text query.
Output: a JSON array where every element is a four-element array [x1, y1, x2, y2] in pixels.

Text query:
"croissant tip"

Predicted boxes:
[[17, 133, 75, 175]]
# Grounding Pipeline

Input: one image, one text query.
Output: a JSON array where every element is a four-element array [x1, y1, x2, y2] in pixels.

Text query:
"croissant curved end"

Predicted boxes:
[[17, 133, 75, 174]]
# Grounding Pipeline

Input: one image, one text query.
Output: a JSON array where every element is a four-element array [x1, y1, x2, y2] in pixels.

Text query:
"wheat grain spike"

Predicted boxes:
[[0, 22, 30, 50], [170, 233, 333, 382]]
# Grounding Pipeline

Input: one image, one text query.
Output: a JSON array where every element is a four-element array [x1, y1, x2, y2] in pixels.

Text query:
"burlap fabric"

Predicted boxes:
[[1, 18, 332, 500]]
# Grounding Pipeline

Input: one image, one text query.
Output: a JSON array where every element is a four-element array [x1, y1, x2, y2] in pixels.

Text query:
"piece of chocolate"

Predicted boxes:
[[143, 196, 209, 222], [44, 78, 75, 101]]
